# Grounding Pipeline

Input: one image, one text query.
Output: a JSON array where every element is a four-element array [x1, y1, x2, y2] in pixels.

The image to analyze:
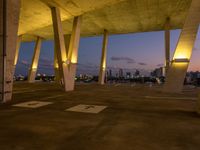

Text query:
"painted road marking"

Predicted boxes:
[[66, 104, 107, 114], [13, 101, 53, 108]]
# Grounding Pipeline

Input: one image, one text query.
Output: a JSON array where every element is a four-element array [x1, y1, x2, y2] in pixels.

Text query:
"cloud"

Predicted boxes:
[[40, 58, 53, 64], [39, 58, 54, 69], [19, 60, 29, 65], [110, 57, 119, 61], [18, 58, 54, 70], [193, 47, 199, 51], [157, 63, 164, 67], [127, 60, 136, 64], [138, 62, 147, 66], [111, 56, 135, 64], [111, 56, 133, 61], [78, 63, 99, 70]]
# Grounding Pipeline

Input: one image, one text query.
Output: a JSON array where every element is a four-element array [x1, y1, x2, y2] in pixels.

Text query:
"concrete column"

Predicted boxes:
[[28, 37, 42, 83], [99, 30, 108, 85], [14, 35, 22, 67], [163, 0, 200, 93], [54, 34, 71, 84], [164, 18, 170, 74], [67, 17, 81, 63], [66, 16, 82, 91], [0, 0, 21, 102], [51, 7, 70, 91], [54, 45, 61, 83]]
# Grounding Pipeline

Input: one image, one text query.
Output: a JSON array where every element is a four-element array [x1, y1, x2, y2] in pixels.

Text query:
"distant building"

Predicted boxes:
[[186, 71, 200, 85], [151, 67, 164, 77], [115, 73, 119, 78], [119, 69, 123, 78], [79, 74, 83, 79], [126, 72, 131, 79], [108, 69, 112, 77], [134, 70, 140, 77], [106, 70, 109, 77]]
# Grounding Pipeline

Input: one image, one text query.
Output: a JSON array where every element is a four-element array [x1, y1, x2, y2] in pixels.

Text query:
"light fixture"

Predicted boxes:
[[172, 58, 190, 63], [32, 67, 37, 71], [62, 60, 70, 65]]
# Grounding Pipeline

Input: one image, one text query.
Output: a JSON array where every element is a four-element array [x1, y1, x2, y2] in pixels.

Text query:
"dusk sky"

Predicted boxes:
[[16, 28, 200, 76]]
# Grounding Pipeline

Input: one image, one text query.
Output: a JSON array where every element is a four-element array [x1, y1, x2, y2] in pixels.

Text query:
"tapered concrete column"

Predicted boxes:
[[54, 34, 71, 83], [164, 18, 170, 74], [28, 37, 42, 83], [14, 35, 22, 67], [51, 7, 72, 91], [66, 16, 82, 91], [67, 17, 81, 63], [98, 30, 108, 85], [0, 0, 20, 102], [163, 0, 200, 93], [54, 45, 61, 83]]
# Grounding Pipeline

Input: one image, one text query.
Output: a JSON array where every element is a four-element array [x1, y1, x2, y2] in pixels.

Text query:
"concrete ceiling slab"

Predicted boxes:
[[19, 0, 192, 41]]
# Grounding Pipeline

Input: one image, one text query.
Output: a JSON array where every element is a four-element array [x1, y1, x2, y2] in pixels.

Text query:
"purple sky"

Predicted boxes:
[[15, 29, 200, 76]]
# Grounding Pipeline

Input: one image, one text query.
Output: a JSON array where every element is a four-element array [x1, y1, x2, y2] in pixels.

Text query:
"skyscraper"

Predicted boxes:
[[119, 69, 123, 78]]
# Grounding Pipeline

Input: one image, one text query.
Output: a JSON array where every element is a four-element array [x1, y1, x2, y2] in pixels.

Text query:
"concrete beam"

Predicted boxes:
[[163, 0, 200, 93], [28, 37, 42, 83], [0, 0, 21, 102], [99, 29, 109, 85], [164, 18, 170, 74]]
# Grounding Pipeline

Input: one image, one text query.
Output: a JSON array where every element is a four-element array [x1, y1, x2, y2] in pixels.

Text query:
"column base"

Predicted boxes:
[[63, 63, 77, 91], [28, 70, 37, 83], [98, 69, 106, 85], [163, 62, 188, 93]]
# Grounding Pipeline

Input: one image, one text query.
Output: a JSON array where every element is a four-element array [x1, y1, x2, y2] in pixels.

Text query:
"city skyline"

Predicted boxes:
[[15, 29, 200, 76]]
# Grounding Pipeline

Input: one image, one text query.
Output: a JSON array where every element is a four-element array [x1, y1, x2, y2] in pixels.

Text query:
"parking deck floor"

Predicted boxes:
[[0, 82, 199, 150]]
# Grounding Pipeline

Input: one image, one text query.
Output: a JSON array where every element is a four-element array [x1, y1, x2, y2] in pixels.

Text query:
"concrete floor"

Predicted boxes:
[[0, 82, 200, 150]]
